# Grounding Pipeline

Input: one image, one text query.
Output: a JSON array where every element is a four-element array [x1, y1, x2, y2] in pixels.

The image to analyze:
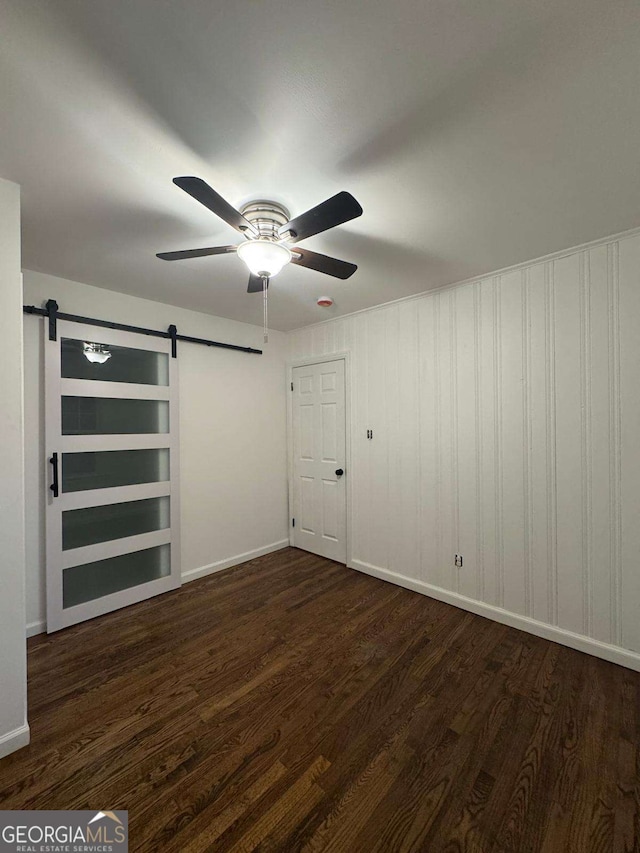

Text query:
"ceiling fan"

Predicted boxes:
[[157, 177, 363, 292]]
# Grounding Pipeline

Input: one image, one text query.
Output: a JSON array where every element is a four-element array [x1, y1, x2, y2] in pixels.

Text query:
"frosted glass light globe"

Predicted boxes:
[[236, 240, 292, 278]]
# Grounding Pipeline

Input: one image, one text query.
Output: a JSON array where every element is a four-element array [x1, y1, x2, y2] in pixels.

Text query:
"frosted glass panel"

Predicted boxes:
[[62, 448, 169, 492], [62, 497, 170, 551], [62, 396, 169, 435], [61, 338, 169, 385], [63, 544, 171, 608]]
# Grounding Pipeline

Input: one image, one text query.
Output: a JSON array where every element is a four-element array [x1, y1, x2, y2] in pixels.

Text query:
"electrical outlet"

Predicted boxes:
[[454, 554, 463, 568]]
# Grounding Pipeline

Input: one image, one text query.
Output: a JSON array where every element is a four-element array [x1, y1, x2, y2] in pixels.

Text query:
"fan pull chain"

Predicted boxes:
[[263, 276, 269, 343]]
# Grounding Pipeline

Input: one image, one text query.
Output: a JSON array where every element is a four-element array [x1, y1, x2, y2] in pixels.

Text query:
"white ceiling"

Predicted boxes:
[[1, 0, 639, 331]]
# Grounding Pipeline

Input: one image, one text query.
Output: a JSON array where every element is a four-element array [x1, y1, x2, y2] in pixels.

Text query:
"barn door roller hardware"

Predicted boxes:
[[23, 299, 262, 357]]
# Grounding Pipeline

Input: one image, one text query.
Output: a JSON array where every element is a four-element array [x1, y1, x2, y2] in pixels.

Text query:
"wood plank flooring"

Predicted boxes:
[[1, 547, 638, 851]]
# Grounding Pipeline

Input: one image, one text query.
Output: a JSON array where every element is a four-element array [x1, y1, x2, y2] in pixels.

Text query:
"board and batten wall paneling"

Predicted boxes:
[[397, 302, 420, 579], [288, 229, 640, 669], [588, 245, 613, 645], [527, 263, 552, 626], [478, 278, 500, 608], [554, 252, 585, 635], [619, 237, 640, 653], [455, 284, 479, 603], [498, 271, 527, 616], [417, 295, 438, 587]]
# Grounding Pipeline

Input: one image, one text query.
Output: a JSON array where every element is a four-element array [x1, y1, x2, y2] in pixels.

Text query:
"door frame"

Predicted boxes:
[[286, 352, 352, 567]]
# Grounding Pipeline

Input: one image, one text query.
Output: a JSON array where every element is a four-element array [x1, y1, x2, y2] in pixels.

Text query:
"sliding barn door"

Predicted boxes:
[[44, 321, 180, 633]]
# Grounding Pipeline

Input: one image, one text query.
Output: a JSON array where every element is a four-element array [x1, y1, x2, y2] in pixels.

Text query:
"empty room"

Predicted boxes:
[[0, 1, 639, 850]]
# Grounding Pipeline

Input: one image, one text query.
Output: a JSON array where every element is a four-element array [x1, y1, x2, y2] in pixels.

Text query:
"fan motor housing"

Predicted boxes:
[[240, 200, 291, 241]]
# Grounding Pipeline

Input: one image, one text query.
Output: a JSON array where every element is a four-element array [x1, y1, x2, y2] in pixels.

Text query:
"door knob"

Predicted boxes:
[[335, 468, 344, 476]]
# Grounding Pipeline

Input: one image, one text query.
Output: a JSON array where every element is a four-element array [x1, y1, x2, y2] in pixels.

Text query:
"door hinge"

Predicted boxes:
[[291, 381, 293, 391], [292, 518, 295, 527]]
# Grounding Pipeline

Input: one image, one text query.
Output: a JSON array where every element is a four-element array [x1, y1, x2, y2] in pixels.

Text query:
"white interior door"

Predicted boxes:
[[45, 320, 180, 632], [292, 359, 346, 563]]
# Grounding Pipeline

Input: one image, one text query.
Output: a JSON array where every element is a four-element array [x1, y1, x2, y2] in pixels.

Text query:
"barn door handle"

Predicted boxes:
[[50, 452, 59, 497], [335, 468, 344, 477]]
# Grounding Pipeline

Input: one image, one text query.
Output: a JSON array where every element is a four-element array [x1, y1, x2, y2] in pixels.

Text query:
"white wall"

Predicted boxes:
[[24, 271, 289, 635], [289, 228, 640, 671], [0, 178, 29, 758]]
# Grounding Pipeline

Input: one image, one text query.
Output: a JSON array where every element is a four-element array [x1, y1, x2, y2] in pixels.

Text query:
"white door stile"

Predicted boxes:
[[45, 316, 64, 631], [45, 318, 181, 633], [168, 344, 181, 609]]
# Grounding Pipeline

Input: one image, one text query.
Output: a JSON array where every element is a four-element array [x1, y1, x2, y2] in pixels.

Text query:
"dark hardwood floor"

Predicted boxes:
[[1, 547, 638, 851]]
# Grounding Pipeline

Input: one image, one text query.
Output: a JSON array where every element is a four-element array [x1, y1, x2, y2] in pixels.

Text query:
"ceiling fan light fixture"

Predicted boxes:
[[83, 342, 112, 364], [158, 179, 362, 291], [236, 240, 292, 278]]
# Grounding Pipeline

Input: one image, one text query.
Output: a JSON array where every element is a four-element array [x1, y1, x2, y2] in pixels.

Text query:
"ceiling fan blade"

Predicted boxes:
[[279, 191, 362, 243], [247, 274, 268, 293], [290, 247, 357, 279], [173, 176, 257, 236], [156, 245, 236, 261]]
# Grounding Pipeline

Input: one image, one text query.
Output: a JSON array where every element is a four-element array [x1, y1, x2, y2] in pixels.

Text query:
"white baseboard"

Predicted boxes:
[[182, 540, 290, 584], [350, 559, 640, 673], [27, 620, 45, 638], [0, 723, 30, 760]]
